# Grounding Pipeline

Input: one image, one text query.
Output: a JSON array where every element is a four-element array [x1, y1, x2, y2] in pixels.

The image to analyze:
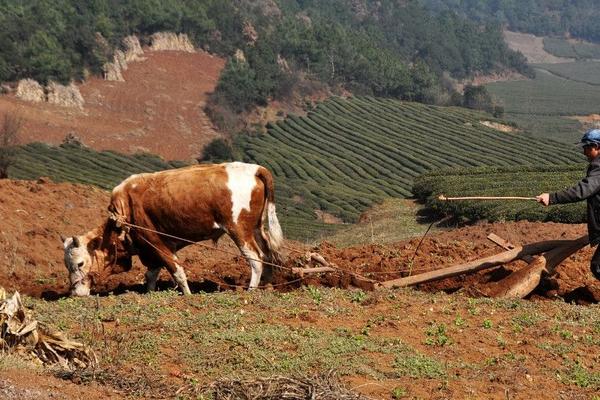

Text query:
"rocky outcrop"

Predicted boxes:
[[277, 54, 290, 72], [16, 79, 45, 102], [47, 82, 84, 109], [15, 79, 84, 109], [149, 32, 195, 52], [103, 36, 145, 82], [234, 49, 246, 63], [239, 0, 281, 18], [104, 50, 127, 81], [243, 21, 258, 45], [122, 35, 144, 62]]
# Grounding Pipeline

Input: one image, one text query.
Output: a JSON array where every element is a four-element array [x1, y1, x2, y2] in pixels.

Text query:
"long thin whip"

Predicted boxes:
[[438, 195, 537, 201]]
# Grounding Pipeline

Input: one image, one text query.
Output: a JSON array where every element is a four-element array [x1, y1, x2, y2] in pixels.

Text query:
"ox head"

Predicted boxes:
[[62, 234, 99, 296], [62, 223, 134, 296]]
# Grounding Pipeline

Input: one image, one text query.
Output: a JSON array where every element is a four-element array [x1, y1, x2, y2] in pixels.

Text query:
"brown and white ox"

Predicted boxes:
[[62, 162, 284, 296]]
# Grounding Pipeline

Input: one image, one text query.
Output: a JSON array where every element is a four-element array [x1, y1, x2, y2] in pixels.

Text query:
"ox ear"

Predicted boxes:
[[60, 234, 70, 250], [87, 236, 102, 252]]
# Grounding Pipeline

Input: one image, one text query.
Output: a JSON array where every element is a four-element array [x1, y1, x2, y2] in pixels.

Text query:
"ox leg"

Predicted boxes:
[[140, 248, 192, 295], [240, 244, 264, 290], [145, 268, 161, 292], [172, 264, 192, 295], [254, 228, 274, 283]]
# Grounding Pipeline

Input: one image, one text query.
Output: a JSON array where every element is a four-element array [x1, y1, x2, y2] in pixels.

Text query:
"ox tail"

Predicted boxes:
[[256, 166, 284, 264]]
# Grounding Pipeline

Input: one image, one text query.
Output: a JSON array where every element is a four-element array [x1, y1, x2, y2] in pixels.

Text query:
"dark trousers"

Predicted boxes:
[[590, 245, 600, 280]]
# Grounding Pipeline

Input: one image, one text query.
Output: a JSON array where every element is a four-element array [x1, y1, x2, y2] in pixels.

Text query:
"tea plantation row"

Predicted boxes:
[[413, 164, 587, 223], [240, 96, 582, 237]]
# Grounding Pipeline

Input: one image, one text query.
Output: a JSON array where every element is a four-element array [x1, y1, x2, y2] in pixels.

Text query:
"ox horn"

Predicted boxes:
[[72, 236, 81, 248]]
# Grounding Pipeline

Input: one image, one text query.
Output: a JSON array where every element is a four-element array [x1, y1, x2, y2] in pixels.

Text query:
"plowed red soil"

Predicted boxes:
[[0, 50, 225, 161], [1, 179, 599, 399], [0, 178, 598, 303]]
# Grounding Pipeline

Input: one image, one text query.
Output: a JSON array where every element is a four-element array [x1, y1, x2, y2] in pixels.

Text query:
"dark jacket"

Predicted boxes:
[[549, 156, 600, 245]]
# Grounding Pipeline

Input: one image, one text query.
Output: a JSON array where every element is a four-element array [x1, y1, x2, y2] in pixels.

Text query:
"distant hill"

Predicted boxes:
[[485, 62, 600, 143], [421, 0, 600, 43], [0, 0, 529, 115], [0, 50, 225, 161]]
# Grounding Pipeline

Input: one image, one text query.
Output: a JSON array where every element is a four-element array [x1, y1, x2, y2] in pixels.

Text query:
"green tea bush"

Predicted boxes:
[[413, 164, 587, 223]]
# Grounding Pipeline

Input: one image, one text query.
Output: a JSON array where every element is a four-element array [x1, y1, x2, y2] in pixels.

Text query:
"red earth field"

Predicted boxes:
[[0, 48, 598, 399], [1, 178, 598, 303], [0, 178, 599, 399]]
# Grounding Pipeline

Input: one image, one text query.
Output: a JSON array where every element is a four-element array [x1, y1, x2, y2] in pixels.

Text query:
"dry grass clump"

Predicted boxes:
[[185, 370, 371, 400], [0, 288, 96, 370]]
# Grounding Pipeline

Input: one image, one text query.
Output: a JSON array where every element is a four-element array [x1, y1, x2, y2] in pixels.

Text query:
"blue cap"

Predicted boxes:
[[577, 129, 600, 147]]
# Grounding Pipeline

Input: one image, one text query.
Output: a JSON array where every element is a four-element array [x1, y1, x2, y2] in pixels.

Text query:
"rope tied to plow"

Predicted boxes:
[[114, 220, 383, 290]]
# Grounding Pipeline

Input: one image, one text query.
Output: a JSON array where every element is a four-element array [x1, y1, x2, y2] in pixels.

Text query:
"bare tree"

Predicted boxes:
[[0, 114, 22, 179]]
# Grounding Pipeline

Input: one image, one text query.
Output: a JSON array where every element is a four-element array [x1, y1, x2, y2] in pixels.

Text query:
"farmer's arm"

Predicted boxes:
[[543, 162, 600, 205]]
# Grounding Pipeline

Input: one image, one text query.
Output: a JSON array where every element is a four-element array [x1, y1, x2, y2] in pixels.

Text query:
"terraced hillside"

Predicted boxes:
[[9, 143, 186, 189], [241, 96, 583, 237], [7, 97, 584, 241], [485, 62, 600, 143]]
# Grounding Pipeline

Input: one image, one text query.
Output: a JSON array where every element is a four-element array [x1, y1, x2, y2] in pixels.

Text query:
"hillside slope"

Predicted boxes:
[[241, 96, 583, 239], [1, 50, 225, 161]]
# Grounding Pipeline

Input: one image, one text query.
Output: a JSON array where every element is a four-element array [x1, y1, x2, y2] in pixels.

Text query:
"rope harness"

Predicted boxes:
[[113, 220, 320, 289], [108, 214, 441, 290]]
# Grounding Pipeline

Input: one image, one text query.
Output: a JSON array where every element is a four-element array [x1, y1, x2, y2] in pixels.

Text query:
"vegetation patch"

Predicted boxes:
[[485, 64, 600, 143], [241, 96, 581, 238], [543, 38, 600, 60], [413, 164, 587, 223], [9, 143, 186, 190], [7, 286, 597, 399]]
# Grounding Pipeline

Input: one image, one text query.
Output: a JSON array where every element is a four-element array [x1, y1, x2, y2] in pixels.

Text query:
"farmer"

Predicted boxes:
[[536, 128, 600, 280]]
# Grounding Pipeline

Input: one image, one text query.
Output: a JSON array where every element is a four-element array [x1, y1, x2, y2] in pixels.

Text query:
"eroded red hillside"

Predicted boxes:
[[0, 50, 225, 161]]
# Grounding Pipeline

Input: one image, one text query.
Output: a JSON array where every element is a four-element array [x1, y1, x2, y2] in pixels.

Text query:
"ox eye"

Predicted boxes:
[[77, 261, 84, 268]]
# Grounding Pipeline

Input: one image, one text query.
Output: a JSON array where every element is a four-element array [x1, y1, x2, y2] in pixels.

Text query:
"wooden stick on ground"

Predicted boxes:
[[490, 235, 589, 299], [487, 233, 534, 263], [291, 252, 379, 291], [438, 195, 536, 201]]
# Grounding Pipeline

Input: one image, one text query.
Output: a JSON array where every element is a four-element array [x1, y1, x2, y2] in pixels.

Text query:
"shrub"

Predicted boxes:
[[198, 138, 233, 163]]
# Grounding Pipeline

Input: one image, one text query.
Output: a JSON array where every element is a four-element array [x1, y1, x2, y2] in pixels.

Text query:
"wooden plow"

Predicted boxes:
[[294, 233, 589, 299], [377, 233, 589, 298]]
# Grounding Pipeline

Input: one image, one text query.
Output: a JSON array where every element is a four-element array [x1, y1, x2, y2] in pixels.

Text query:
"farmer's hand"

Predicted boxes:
[[536, 193, 550, 206]]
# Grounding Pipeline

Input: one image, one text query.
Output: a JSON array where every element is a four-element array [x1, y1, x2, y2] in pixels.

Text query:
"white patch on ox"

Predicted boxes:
[[112, 172, 149, 196], [225, 162, 259, 224], [173, 265, 191, 295]]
